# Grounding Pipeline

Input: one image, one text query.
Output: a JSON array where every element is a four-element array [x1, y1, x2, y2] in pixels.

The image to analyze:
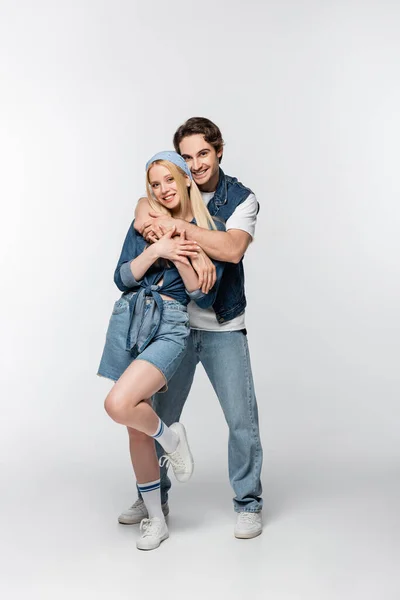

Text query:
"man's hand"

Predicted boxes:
[[190, 247, 216, 294], [141, 212, 185, 243], [151, 227, 200, 263], [134, 197, 164, 233]]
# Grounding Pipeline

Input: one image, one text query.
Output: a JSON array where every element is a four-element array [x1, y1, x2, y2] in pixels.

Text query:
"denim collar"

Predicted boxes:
[[210, 168, 227, 207]]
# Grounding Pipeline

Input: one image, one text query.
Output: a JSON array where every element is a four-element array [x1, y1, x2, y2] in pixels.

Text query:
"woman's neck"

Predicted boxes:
[[171, 207, 193, 222]]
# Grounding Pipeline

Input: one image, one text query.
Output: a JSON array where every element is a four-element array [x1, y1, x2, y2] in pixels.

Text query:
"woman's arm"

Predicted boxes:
[[129, 230, 200, 282], [114, 223, 200, 292], [170, 230, 202, 292], [128, 245, 159, 281], [173, 225, 226, 309], [114, 222, 142, 292], [186, 255, 225, 309], [174, 260, 201, 293]]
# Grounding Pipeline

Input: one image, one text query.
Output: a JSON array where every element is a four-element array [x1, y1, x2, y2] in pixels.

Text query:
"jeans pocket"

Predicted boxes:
[[162, 309, 189, 326], [112, 297, 129, 315]]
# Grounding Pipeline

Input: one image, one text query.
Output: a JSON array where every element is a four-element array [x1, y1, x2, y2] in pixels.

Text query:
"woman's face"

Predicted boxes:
[[148, 164, 181, 211]]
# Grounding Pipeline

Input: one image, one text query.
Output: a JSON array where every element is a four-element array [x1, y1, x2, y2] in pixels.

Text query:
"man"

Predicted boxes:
[[119, 117, 263, 539]]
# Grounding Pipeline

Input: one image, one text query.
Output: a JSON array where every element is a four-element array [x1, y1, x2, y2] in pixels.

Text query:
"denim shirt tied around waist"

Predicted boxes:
[[113, 220, 225, 357]]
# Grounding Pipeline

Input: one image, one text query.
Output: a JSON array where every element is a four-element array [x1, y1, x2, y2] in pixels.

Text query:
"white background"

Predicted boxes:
[[1, 1, 399, 598]]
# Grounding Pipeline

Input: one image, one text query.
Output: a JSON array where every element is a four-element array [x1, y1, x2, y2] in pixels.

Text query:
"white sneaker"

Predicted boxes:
[[118, 499, 169, 525], [136, 517, 169, 551], [159, 422, 194, 483], [234, 512, 263, 539]]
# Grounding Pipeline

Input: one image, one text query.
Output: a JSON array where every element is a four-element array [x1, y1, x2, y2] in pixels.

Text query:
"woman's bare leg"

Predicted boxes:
[[104, 359, 165, 435], [105, 358, 193, 491], [127, 406, 159, 484]]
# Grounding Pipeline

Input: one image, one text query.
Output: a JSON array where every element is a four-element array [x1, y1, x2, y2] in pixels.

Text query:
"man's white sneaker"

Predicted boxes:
[[234, 512, 263, 539], [136, 517, 169, 551], [159, 422, 194, 483], [118, 498, 169, 525]]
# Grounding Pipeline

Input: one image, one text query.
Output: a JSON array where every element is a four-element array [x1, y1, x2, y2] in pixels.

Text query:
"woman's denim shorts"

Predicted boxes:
[[97, 293, 190, 391]]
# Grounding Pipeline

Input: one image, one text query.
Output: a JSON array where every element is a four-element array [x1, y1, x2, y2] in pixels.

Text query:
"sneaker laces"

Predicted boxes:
[[238, 512, 258, 523], [139, 518, 162, 537], [130, 499, 144, 509], [159, 450, 185, 472]]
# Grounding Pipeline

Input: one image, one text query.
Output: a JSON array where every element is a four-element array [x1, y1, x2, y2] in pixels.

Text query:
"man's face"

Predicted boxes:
[[179, 134, 222, 192]]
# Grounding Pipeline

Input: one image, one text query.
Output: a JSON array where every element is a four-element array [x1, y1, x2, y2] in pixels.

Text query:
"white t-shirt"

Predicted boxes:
[[188, 191, 258, 331]]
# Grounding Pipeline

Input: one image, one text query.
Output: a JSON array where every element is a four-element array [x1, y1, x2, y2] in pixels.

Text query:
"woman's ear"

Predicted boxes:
[[185, 175, 191, 188]]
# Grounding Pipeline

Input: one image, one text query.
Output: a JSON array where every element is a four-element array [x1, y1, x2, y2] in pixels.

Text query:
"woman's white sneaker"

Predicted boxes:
[[118, 499, 169, 524], [136, 517, 169, 550], [234, 512, 263, 539], [159, 422, 194, 483]]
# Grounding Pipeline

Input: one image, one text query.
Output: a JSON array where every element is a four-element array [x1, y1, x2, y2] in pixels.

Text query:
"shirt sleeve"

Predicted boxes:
[[119, 261, 143, 288], [225, 193, 258, 238], [114, 221, 143, 292]]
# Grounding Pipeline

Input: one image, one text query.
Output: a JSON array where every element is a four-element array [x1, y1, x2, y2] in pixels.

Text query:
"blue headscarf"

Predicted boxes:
[[145, 150, 192, 180]]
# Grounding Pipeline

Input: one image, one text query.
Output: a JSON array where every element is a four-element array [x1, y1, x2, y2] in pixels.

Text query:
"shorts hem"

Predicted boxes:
[[97, 371, 118, 382], [133, 359, 168, 393]]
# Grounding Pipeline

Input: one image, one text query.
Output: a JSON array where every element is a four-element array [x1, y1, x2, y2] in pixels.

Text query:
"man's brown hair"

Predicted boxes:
[[173, 117, 224, 163]]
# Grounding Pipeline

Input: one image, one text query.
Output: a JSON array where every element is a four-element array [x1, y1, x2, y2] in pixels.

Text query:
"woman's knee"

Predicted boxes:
[[104, 389, 128, 423]]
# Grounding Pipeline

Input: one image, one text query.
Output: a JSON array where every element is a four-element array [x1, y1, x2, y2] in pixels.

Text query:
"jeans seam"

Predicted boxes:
[[206, 330, 262, 511], [241, 334, 262, 500], [161, 340, 188, 374]]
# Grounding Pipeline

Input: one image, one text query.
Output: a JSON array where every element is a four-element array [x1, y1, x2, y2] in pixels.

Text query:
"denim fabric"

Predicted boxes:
[[110, 220, 226, 356], [114, 223, 192, 302], [99, 218, 227, 381], [206, 169, 260, 324], [114, 220, 226, 311], [98, 297, 190, 387], [140, 330, 263, 512]]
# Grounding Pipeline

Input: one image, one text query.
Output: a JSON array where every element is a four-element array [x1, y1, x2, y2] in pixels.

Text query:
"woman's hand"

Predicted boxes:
[[170, 229, 216, 293], [152, 227, 199, 263], [190, 246, 217, 293]]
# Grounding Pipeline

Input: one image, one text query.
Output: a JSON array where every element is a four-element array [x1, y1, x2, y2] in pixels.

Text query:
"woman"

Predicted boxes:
[[98, 151, 225, 550]]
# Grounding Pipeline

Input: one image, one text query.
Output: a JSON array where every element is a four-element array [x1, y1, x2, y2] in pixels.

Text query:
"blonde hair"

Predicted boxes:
[[146, 160, 216, 230]]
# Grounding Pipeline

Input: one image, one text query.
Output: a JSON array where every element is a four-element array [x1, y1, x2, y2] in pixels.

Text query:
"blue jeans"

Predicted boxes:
[[140, 329, 263, 512]]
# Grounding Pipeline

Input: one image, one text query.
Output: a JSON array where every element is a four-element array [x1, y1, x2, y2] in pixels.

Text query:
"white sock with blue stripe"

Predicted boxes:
[[137, 479, 165, 521], [151, 418, 178, 453]]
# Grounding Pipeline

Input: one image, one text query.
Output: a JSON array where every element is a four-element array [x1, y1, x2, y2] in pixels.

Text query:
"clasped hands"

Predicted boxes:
[[141, 212, 216, 294]]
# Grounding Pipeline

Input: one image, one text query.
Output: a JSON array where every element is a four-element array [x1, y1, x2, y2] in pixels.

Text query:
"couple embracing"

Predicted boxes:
[[98, 117, 263, 550]]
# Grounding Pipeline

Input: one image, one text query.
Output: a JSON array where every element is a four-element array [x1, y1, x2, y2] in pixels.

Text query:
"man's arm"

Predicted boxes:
[[176, 224, 251, 264], [134, 197, 151, 232], [184, 193, 258, 262], [134, 196, 165, 233], [138, 198, 252, 263], [140, 193, 258, 263]]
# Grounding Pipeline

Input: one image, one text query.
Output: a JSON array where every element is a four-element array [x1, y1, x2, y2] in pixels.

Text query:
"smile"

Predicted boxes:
[[193, 168, 208, 178]]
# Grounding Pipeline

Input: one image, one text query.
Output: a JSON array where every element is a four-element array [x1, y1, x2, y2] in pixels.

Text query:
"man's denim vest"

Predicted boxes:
[[206, 168, 258, 323]]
